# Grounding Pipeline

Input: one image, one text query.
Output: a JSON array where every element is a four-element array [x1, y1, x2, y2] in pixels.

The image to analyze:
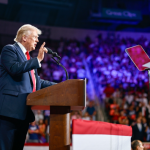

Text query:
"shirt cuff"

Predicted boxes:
[[37, 58, 41, 67]]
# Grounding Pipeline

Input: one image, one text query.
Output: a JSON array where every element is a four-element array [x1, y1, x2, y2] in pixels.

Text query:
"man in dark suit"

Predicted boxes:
[[0, 24, 56, 150], [132, 117, 145, 142]]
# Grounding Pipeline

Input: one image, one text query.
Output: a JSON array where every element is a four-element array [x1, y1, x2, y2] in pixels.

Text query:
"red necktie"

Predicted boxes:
[[26, 51, 36, 92]]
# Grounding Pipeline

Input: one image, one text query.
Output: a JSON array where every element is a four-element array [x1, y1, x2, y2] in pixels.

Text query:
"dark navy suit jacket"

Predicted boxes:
[[0, 43, 55, 122]]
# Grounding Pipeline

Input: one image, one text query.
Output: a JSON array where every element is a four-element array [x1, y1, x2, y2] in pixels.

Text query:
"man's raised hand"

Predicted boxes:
[[37, 42, 48, 62]]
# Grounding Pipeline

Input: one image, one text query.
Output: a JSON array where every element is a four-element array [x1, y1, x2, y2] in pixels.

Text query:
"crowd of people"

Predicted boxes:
[[26, 110, 49, 143], [26, 98, 97, 143], [86, 34, 150, 142], [103, 83, 150, 142], [86, 35, 150, 94], [26, 33, 150, 143]]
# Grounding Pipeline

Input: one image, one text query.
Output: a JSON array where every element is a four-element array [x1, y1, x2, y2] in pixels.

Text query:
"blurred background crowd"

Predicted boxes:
[[24, 34, 150, 143], [1, 0, 150, 147]]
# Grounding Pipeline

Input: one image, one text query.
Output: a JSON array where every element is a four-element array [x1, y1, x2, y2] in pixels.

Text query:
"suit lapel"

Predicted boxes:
[[13, 43, 26, 62], [13, 43, 33, 83]]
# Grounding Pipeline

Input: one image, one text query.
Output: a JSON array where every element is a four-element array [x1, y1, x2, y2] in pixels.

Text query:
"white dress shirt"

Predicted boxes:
[[137, 123, 142, 132], [17, 42, 41, 67]]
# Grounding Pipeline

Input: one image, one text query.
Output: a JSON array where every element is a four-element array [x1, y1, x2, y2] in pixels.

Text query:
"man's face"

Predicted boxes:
[[138, 141, 144, 150], [24, 29, 39, 51], [137, 118, 141, 124]]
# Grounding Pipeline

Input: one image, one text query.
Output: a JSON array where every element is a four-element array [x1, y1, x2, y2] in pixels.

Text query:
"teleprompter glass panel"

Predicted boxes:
[[125, 45, 150, 71]]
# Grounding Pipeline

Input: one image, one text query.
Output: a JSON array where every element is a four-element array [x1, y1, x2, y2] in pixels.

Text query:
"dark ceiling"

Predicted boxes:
[[0, 0, 150, 32]]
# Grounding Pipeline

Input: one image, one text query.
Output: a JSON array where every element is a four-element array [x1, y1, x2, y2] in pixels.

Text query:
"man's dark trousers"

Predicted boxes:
[[0, 115, 29, 150]]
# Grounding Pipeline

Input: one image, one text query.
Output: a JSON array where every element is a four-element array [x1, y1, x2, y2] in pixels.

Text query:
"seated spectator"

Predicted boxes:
[[39, 119, 46, 143], [131, 140, 144, 150], [71, 111, 81, 125], [28, 121, 39, 143], [118, 110, 127, 124], [35, 110, 44, 124], [71, 111, 81, 120], [82, 112, 90, 120], [111, 109, 120, 123], [109, 100, 119, 117], [86, 101, 96, 120]]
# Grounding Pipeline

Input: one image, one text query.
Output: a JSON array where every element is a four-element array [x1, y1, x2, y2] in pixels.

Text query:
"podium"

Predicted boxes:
[[26, 79, 86, 150]]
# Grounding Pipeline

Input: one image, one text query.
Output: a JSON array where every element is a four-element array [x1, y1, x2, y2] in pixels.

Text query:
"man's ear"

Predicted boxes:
[[22, 35, 27, 42]]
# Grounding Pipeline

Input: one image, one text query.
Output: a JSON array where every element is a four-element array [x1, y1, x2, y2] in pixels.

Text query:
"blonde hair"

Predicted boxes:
[[14, 24, 42, 42]]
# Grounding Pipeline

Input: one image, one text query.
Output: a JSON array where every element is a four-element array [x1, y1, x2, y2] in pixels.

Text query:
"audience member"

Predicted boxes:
[[38, 119, 46, 143], [82, 112, 91, 121], [132, 117, 144, 142], [103, 84, 115, 100], [28, 121, 39, 143], [86, 101, 96, 120], [131, 140, 144, 150], [35, 110, 44, 124], [118, 110, 127, 124]]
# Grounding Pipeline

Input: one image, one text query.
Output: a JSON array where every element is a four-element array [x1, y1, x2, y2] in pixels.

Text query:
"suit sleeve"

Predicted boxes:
[[1, 45, 39, 76], [37, 76, 57, 89]]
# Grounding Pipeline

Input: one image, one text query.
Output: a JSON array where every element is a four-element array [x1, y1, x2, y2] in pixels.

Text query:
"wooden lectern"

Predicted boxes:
[[27, 79, 86, 150]]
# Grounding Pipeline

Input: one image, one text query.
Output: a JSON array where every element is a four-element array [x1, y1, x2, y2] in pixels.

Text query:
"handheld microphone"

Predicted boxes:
[[46, 47, 61, 60]]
